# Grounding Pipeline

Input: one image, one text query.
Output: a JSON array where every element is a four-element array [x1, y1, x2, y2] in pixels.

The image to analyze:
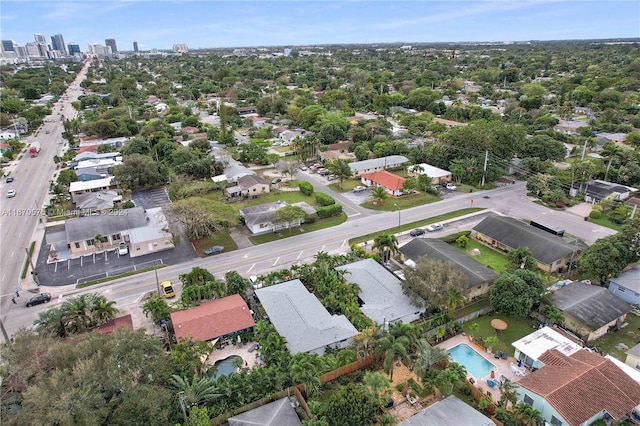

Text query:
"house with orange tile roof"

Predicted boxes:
[[170, 294, 255, 343], [360, 170, 406, 197], [516, 348, 640, 426]]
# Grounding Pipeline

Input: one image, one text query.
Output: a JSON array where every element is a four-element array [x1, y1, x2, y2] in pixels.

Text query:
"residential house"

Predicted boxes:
[[553, 120, 588, 135], [431, 117, 468, 128], [73, 151, 121, 163], [360, 171, 406, 197], [228, 397, 301, 426], [237, 106, 257, 116], [223, 163, 256, 183], [516, 349, 640, 426], [336, 258, 424, 326], [512, 326, 583, 370], [407, 163, 452, 185], [239, 201, 315, 235], [182, 126, 199, 134], [0, 130, 19, 141], [625, 343, 640, 372], [69, 177, 116, 199], [398, 395, 493, 426], [608, 266, 640, 306], [348, 155, 409, 177], [169, 122, 182, 132], [227, 174, 269, 199], [280, 129, 304, 145], [549, 282, 632, 342], [319, 150, 356, 162], [62, 207, 174, 259], [73, 190, 122, 213], [472, 214, 584, 273], [95, 314, 134, 335], [78, 136, 128, 149], [255, 279, 359, 355], [399, 239, 499, 300], [581, 179, 637, 203], [170, 294, 255, 343]]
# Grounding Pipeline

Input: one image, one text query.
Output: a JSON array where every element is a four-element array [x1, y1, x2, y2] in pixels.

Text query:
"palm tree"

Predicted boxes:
[[289, 354, 322, 397], [170, 374, 220, 407], [335, 348, 357, 367], [435, 362, 467, 396], [498, 377, 518, 410], [363, 371, 392, 405], [375, 334, 410, 382], [371, 185, 388, 204], [515, 402, 544, 426], [94, 234, 108, 251], [445, 288, 466, 312], [414, 339, 449, 382], [325, 158, 352, 189], [389, 321, 419, 353], [34, 306, 69, 338], [372, 234, 398, 263], [91, 295, 119, 325]]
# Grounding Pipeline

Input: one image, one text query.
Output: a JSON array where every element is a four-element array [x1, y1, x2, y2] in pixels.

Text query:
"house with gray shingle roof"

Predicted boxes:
[[398, 395, 493, 426], [608, 266, 640, 306], [399, 239, 499, 300], [336, 258, 424, 326], [516, 349, 640, 426], [550, 282, 632, 342], [348, 155, 409, 177], [239, 201, 315, 235], [255, 279, 359, 355], [472, 214, 584, 273]]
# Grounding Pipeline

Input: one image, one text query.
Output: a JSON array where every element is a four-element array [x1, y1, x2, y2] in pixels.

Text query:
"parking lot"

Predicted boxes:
[[131, 188, 171, 210]]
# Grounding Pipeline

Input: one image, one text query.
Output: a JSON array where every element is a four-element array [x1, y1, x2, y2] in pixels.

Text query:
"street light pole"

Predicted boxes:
[[394, 204, 401, 235], [155, 269, 161, 295]]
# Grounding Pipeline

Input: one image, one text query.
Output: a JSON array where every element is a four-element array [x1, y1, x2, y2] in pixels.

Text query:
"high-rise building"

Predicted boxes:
[[2, 40, 16, 52], [51, 34, 67, 55], [68, 42, 81, 56], [133, 41, 139, 54], [173, 43, 188, 53], [105, 38, 118, 54], [34, 34, 46, 43]]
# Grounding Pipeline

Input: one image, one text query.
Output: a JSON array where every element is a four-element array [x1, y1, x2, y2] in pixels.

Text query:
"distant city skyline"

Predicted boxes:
[[1, 1, 639, 51]]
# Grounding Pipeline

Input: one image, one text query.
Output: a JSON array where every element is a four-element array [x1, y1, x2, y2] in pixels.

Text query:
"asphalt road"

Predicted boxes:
[[0, 61, 90, 327], [1, 182, 617, 339]]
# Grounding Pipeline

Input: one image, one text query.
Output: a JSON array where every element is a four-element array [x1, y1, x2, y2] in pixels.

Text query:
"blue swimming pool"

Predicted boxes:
[[448, 343, 495, 379], [214, 355, 242, 378]]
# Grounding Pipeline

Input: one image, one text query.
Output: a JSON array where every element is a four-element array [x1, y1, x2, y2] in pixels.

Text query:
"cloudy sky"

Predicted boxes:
[[2, 1, 639, 51]]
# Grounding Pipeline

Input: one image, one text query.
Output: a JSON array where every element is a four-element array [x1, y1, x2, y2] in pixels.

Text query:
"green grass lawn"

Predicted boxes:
[[591, 312, 640, 361], [349, 208, 484, 245], [585, 215, 626, 231], [460, 314, 537, 357], [453, 239, 510, 274], [192, 232, 239, 256], [210, 189, 312, 209], [360, 191, 442, 210], [249, 213, 348, 244]]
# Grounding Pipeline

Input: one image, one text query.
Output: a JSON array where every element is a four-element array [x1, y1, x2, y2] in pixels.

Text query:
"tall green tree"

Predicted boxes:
[[375, 333, 410, 382], [490, 270, 545, 317], [325, 158, 352, 189]]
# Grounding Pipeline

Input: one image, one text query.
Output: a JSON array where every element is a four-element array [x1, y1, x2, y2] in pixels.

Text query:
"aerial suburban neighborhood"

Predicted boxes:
[[1, 10, 640, 426]]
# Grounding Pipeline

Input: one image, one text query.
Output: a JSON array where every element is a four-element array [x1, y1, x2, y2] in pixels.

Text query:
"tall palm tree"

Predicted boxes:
[[445, 288, 466, 312], [414, 339, 449, 382], [363, 371, 392, 406], [371, 185, 388, 204], [515, 402, 544, 426], [389, 321, 419, 353], [436, 362, 467, 396], [375, 334, 410, 382], [34, 306, 69, 338], [372, 234, 398, 263], [91, 296, 119, 325], [170, 374, 220, 407], [498, 377, 518, 410], [325, 158, 352, 189]]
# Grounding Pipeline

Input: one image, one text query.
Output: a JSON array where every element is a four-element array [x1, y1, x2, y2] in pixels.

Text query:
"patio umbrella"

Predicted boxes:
[[490, 318, 508, 335]]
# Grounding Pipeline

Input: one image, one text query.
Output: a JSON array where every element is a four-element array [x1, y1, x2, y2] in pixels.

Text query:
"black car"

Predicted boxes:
[[25, 293, 52, 307], [204, 245, 224, 256], [5, 176, 14, 183], [271, 178, 282, 184], [410, 228, 425, 237]]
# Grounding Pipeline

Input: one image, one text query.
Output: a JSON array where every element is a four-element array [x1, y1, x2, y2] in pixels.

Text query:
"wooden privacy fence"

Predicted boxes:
[[209, 354, 377, 425]]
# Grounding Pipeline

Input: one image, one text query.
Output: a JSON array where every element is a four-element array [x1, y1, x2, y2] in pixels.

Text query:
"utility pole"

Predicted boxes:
[[0, 319, 10, 344], [25, 247, 40, 286], [481, 150, 489, 187], [155, 269, 161, 295]]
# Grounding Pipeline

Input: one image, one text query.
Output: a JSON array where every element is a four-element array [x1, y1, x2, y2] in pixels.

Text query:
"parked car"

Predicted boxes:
[[249, 275, 263, 290], [5, 176, 14, 183], [271, 178, 282, 184], [204, 245, 224, 256], [353, 186, 367, 193], [6, 189, 16, 198], [25, 293, 52, 307], [426, 223, 444, 232], [118, 242, 128, 255], [410, 228, 425, 237], [318, 169, 330, 176], [248, 343, 260, 353], [161, 281, 176, 299], [445, 182, 457, 190], [299, 165, 308, 171]]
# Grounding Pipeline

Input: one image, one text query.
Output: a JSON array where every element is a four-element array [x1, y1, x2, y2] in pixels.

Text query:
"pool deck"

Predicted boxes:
[[437, 334, 524, 401], [207, 341, 261, 372]]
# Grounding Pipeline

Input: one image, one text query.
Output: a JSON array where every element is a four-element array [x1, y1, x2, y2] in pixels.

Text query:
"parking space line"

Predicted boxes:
[[272, 257, 280, 266], [296, 251, 304, 260], [247, 264, 255, 273]]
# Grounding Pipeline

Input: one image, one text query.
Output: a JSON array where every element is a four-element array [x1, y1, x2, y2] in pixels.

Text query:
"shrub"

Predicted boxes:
[[338, 375, 350, 386], [323, 382, 333, 391], [352, 370, 365, 382], [314, 192, 335, 206], [299, 180, 314, 196], [396, 383, 405, 393], [317, 204, 342, 218], [456, 235, 468, 248], [589, 210, 602, 219]]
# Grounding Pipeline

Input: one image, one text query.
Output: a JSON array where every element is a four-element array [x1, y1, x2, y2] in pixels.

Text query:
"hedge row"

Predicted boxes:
[[317, 204, 343, 218], [314, 192, 335, 206], [298, 181, 314, 196]]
